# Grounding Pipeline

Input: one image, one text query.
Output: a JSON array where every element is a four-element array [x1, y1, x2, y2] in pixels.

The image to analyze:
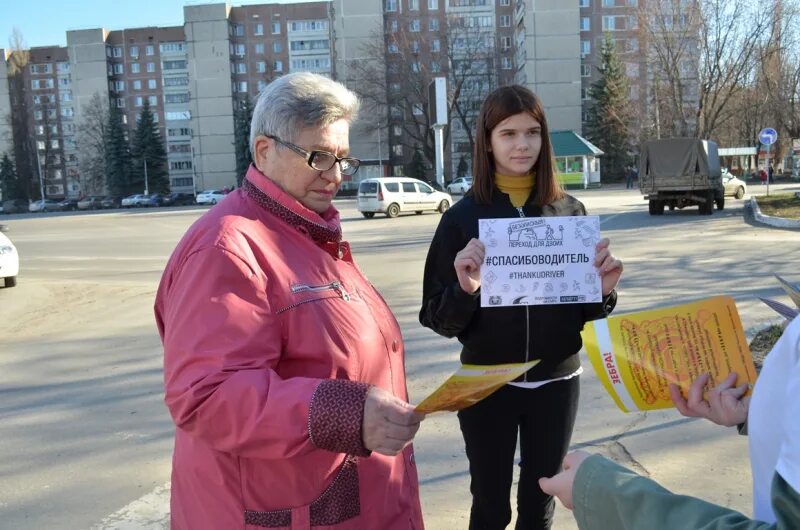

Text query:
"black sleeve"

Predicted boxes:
[[419, 211, 480, 338]]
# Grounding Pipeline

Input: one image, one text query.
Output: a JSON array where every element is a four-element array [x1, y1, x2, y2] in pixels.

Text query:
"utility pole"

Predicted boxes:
[[143, 157, 149, 196], [33, 140, 46, 200]]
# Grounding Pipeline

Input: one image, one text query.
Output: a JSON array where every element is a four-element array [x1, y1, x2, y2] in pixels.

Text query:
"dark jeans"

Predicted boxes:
[[457, 378, 580, 530]]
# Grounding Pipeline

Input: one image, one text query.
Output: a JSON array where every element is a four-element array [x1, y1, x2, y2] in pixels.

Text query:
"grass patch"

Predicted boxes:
[[749, 324, 784, 371], [753, 193, 800, 219]]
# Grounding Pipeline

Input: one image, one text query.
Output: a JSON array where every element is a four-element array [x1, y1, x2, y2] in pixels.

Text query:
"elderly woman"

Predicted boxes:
[[155, 72, 425, 529]]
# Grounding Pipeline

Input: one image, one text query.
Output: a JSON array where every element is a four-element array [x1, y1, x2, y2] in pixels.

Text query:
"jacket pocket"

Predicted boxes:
[[276, 280, 352, 314], [244, 456, 360, 529]]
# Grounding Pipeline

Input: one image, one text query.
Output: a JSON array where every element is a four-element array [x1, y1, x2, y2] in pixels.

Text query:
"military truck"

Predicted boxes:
[[639, 138, 724, 215]]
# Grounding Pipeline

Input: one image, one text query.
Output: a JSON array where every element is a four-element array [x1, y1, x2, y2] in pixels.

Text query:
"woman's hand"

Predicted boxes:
[[669, 372, 750, 427], [538, 450, 592, 510], [594, 238, 623, 296], [454, 238, 485, 294], [362, 387, 425, 456]]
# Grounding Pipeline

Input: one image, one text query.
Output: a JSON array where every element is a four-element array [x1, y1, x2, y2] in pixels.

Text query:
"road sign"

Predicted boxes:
[[759, 127, 778, 146]]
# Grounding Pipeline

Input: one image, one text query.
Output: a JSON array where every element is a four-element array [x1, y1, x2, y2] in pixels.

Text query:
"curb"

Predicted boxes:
[[749, 196, 800, 229]]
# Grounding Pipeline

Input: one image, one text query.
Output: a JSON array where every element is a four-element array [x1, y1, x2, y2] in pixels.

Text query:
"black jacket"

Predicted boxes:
[[419, 189, 617, 382]]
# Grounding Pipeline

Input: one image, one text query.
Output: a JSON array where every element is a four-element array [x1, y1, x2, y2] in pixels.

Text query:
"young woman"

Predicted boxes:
[[419, 85, 623, 530]]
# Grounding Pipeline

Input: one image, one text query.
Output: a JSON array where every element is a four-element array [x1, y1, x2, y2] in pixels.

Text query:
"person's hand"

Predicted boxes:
[[362, 386, 425, 456], [538, 451, 592, 510], [594, 238, 623, 296], [454, 238, 485, 294], [669, 372, 750, 427]]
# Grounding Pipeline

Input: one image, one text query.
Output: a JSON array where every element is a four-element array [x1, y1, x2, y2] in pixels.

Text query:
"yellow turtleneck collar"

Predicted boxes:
[[494, 172, 535, 207]]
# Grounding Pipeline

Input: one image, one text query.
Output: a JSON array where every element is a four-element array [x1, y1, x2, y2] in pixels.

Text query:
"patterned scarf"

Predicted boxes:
[[242, 178, 342, 246]]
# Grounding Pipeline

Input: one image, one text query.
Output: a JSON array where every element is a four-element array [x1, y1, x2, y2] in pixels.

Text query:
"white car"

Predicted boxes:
[[0, 226, 19, 287], [28, 199, 60, 212], [446, 177, 473, 194], [196, 190, 227, 205], [121, 194, 145, 207], [357, 177, 453, 218]]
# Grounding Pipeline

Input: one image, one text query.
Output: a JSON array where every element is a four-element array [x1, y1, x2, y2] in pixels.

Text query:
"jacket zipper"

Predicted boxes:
[[290, 280, 351, 301], [516, 206, 531, 382]]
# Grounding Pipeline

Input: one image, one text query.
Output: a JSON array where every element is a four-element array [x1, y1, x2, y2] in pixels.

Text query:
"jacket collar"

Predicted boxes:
[[243, 164, 342, 246]]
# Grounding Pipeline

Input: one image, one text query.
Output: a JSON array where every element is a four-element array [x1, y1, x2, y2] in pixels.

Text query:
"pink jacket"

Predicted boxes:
[[155, 166, 424, 530]]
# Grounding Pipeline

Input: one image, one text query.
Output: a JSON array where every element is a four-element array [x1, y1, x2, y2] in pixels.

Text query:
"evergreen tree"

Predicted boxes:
[[0, 154, 25, 199], [130, 100, 169, 194], [233, 97, 254, 186], [407, 149, 426, 180], [105, 104, 132, 196], [585, 34, 633, 182], [457, 155, 469, 179]]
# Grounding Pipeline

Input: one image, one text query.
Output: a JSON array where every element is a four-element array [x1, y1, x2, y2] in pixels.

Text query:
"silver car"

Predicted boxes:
[[722, 173, 747, 199]]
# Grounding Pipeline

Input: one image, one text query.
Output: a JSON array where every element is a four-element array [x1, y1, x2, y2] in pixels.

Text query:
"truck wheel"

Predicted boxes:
[[648, 200, 664, 215], [699, 191, 714, 215], [715, 195, 725, 211]]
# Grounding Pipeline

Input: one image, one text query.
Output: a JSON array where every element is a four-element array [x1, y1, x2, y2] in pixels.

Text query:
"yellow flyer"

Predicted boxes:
[[415, 360, 539, 414], [582, 296, 757, 412]]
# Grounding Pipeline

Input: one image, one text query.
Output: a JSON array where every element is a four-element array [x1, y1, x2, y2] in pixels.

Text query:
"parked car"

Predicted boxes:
[[77, 196, 105, 210], [100, 196, 123, 209], [357, 177, 453, 218], [29, 199, 60, 213], [1, 199, 29, 214], [196, 190, 227, 205], [722, 173, 747, 199], [139, 194, 164, 207], [0, 225, 19, 287], [121, 194, 144, 207], [446, 177, 473, 194], [55, 198, 79, 211], [162, 192, 195, 206]]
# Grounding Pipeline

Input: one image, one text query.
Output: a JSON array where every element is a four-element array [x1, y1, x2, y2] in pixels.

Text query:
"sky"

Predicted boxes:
[[4, 0, 309, 49]]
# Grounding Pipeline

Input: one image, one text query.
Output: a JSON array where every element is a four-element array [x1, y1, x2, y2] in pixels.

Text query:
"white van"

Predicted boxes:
[[357, 178, 453, 218]]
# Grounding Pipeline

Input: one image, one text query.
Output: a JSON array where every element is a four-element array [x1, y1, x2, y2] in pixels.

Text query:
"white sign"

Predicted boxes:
[[759, 127, 778, 146], [479, 216, 602, 307]]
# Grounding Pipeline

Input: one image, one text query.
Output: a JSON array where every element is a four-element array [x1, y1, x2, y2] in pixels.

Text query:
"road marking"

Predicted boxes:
[[91, 483, 170, 530]]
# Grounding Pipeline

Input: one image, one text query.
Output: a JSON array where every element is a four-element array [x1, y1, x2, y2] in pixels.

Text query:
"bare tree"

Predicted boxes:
[[6, 28, 35, 199], [77, 92, 109, 194], [640, 0, 777, 139]]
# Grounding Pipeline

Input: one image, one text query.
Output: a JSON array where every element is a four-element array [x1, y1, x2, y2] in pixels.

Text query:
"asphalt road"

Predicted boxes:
[[1, 183, 799, 529]]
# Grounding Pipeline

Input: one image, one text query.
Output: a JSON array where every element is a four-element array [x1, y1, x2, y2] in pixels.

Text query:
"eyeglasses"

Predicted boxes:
[[266, 135, 360, 176]]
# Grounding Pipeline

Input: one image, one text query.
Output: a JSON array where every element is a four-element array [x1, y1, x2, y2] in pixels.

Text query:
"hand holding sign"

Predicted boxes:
[[454, 238, 485, 294]]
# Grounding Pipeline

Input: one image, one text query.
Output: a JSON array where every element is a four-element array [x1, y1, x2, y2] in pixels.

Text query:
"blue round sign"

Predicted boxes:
[[759, 127, 778, 146]]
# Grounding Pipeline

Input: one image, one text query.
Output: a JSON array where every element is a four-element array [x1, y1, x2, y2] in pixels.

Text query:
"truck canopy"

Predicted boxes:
[[639, 138, 721, 179]]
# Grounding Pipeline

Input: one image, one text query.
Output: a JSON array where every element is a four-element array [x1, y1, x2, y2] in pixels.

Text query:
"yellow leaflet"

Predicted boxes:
[[415, 360, 540, 414], [582, 296, 757, 412]]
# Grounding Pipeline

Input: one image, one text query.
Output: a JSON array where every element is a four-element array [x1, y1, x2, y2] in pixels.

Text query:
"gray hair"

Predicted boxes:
[[249, 72, 360, 155]]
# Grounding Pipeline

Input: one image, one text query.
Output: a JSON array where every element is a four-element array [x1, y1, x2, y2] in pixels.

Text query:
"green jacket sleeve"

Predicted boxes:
[[573, 455, 800, 530]]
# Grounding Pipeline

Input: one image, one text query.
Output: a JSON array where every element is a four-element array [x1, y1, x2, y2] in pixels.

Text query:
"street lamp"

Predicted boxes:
[[143, 157, 149, 196]]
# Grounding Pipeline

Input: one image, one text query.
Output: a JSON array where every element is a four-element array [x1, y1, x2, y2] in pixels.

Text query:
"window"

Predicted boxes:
[[130, 46, 139, 58], [256, 61, 266, 73], [170, 161, 193, 170], [581, 87, 591, 100], [288, 20, 328, 32], [273, 41, 282, 53], [385, 0, 397, 11], [602, 15, 626, 31], [135, 96, 143, 107], [131, 63, 141, 73], [113, 46, 123, 57], [172, 178, 194, 187], [412, 103, 423, 115], [237, 81, 248, 93], [500, 0, 510, 4], [581, 64, 591, 77], [411, 61, 420, 72], [500, 36, 511, 50], [60, 91, 72, 102], [581, 17, 590, 31], [165, 93, 189, 104], [392, 145, 403, 156], [234, 44, 246, 57], [428, 0, 438, 8], [409, 19, 420, 32], [501, 57, 512, 69], [290, 39, 329, 52], [431, 39, 440, 52], [236, 62, 247, 74], [580, 0, 590, 6], [254, 23, 264, 36], [255, 43, 265, 54], [393, 125, 402, 136], [257, 80, 267, 91], [147, 62, 156, 72], [166, 111, 192, 121], [272, 22, 281, 34], [164, 76, 189, 87], [390, 20, 398, 32], [167, 127, 192, 136], [114, 80, 125, 91], [581, 40, 591, 56], [163, 60, 187, 70], [602, 0, 614, 5], [37, 140, 45, 150], [410, 41, 420, 53], [113, 63, 124, 74], [431, 61, 440, 72], [402, 182, 416, 193], [57, 62, 69, 73], [274, 60, 283, 72], [625, 62, 638, 77], [429, 19, 439, 31], [232, 24, 245, 36], [117, 98, 125, 108], [148, 79, 157, 89], [409, 0, 419, 10], [160, 42, 185, 53], [146, 45, 155, 56], [34, 111, 43, 121], [148, 95, 158, 106], [36, 125, 44, 135], [500, 15, 511, 27]]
